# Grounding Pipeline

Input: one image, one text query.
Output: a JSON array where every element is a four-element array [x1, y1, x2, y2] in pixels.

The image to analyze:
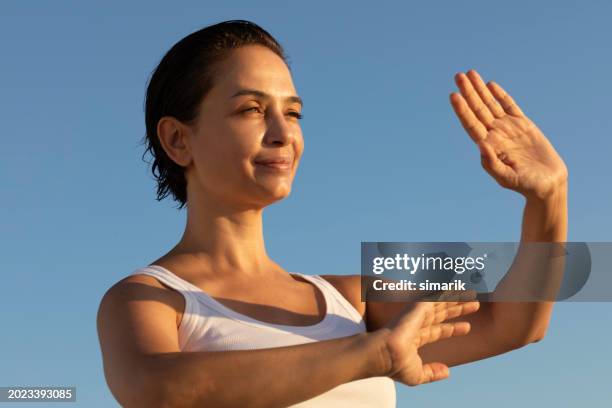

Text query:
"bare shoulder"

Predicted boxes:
[[97, 274, 185, 352], [99, 274, 185, 326], [318, 274, 366, 318]]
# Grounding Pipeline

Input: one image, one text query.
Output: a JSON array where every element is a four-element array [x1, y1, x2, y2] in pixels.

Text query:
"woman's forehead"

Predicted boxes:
[[214, 47, 296, 96]]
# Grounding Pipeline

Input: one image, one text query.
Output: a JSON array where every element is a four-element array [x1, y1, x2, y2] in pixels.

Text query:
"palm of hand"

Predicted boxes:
[[385, 300, 478, 386], [450, 70, 568, 200], [390, 327, 446, 386]]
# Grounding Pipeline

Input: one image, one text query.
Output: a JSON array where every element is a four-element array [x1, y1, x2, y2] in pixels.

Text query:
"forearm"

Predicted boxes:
[[140, 331, 389, 408], [491, 185, 568, 345]]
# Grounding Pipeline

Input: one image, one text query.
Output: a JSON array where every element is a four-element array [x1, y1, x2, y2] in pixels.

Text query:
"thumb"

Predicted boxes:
[[477, 140, 496, 170], [421, 362, 450, 383], [477, 140, 511, 183]]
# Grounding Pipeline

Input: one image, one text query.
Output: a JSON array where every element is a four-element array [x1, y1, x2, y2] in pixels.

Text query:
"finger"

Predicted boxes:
[[418, 302, 437, 327], [433, 301, 460, 315], [466, 70, 506, 119], [455, 72, 496, 128], [397, 302, 434, 329], [486, 133, 516, 167], [432, 291, 478, 313], [443, 301, 480, 319], [427, 289, 478, 313], [433, 301, 480, 324], [430, 300, 480, 326], [420, 362, 450, 384], [487, 81, 524, 117], [450, 92, 488, 143], [419, 321, 471, 346], [431, 292, 478, 320], [477, 139, 514, 178]]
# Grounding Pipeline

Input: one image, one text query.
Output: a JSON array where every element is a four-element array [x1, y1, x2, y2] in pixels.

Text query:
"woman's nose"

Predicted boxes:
[[263, 112, 294, 146]]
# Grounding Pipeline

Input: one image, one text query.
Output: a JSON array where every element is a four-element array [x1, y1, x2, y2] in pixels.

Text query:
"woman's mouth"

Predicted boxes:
[[253, 156, 293, 172]]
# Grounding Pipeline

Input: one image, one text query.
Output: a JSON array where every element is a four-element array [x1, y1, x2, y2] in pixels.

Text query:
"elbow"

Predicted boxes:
[[499, 325, 549, 350], [525, 325, 548, 344], [525, 324, 548, 344], [516, 328, 547, 347]]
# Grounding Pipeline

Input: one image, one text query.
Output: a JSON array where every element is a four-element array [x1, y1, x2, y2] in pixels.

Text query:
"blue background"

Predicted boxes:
[[1, 1, 610, 406]]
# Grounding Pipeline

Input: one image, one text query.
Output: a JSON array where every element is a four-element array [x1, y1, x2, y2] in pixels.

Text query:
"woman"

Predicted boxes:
[[96, 20, 568, 407]]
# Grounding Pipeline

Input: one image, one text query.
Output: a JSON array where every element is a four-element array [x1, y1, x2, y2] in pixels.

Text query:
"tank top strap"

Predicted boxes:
[[302, 274, 364, 325], [130, 265, 195, 293]]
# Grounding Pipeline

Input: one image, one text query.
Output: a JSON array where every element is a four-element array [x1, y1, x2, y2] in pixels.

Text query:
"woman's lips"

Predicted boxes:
[[255, 156, 293, 171], [254, 161, 292, 171]]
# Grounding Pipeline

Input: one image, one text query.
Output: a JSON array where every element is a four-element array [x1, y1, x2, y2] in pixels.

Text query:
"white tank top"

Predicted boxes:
[[129, 265, 396, 407]]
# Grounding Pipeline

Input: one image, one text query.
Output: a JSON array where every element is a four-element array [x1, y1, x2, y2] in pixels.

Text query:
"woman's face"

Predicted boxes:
[[184, 44, 304, 209]]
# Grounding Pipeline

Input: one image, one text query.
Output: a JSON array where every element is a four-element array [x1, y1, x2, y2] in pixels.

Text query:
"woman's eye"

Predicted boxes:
[[241, 107, 302, 120]]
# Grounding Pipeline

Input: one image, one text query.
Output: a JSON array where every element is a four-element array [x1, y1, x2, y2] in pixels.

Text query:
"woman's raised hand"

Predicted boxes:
[[450, 70, 568, 201], [378, 293, 480, 385]]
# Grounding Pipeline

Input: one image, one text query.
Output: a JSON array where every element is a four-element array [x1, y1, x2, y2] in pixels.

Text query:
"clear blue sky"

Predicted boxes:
[[1, 1, 611, 406]]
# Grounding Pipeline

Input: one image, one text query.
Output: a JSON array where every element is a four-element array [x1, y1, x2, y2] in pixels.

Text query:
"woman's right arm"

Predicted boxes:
[[96, 275, 478, 408]]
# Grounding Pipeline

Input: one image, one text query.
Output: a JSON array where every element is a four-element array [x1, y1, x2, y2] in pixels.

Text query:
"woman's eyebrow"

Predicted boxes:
[[230, 89, 303, 107]]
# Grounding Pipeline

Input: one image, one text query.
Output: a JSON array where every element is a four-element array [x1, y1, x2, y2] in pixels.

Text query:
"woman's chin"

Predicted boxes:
[[258, 183, 292, 203]]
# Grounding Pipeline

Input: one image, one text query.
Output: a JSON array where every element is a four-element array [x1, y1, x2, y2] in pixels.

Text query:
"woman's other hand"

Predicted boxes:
[[450, 70, 568, 201], [373, 292, 480, 385]]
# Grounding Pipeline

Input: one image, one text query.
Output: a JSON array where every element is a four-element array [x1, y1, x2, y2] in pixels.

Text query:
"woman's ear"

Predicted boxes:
[[156, 116, 192, 167]]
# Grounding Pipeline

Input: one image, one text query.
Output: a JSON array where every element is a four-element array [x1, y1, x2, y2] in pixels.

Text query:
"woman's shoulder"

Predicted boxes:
[[99, 272, 185, 329], [317, 274, 366, 318]]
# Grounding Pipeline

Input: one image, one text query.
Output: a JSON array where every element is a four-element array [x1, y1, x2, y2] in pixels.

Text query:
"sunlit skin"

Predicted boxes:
[[157, 47, 567, 378], [97, 44, 567, 406]]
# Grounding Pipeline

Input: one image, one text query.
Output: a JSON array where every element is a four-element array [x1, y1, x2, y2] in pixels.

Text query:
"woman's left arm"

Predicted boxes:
[[360, 70, 568, 367]]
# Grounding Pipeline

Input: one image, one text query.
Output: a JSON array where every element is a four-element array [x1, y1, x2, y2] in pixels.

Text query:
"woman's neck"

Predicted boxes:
[[163, 198, 277, 279]]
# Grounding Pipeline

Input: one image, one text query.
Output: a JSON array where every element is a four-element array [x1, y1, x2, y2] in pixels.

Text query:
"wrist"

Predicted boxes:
[[522, 184, 568, 242], [359, 329, 393, 378], [524, 182, 568, 207], [524, 184, 567, 216]]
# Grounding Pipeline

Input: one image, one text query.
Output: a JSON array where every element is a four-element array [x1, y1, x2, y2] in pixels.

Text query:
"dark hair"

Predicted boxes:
[[141, 20, 288, 209]]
